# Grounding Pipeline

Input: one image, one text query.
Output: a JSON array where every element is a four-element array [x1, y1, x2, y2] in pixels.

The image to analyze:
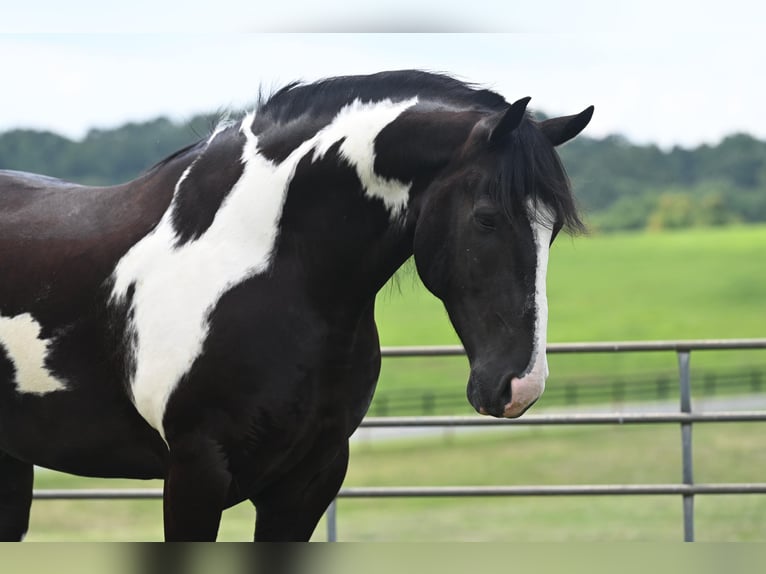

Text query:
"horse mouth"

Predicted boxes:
[[469, 369, 546, 419], [475, 392, 538, 419], [502, 395, 540, 418]]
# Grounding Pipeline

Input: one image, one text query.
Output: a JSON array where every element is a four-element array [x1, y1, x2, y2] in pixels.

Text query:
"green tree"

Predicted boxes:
[[647, 193, 695, 231]]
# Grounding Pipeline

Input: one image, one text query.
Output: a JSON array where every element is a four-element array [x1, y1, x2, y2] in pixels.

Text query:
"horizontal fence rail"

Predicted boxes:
[[33, 483, 766, 501], [379, 339, 766, 357], [339, 484, 766, 497], [359, 411, 766, 426], [31, 339, 766, 542]]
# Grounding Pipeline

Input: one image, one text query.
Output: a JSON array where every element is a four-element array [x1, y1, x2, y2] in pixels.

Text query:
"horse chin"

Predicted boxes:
[[502, 377, 544, 418], [502, 357, 548, 418]]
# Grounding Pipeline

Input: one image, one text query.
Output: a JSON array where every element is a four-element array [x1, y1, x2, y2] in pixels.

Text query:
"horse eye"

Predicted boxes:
[[472, 206, 500, 231]]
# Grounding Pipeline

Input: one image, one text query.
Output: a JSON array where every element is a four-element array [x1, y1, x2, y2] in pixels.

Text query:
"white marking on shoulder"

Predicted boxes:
[[111, 98, 417, 438], [0, 313, 66, 394], [112, 114, 283, 436]]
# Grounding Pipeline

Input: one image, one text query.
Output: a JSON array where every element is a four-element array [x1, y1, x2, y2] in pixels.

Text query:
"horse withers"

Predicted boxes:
[[0, 70, 592, 541]]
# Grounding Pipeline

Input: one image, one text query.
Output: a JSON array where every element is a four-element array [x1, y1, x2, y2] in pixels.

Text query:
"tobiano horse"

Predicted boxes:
[[0, 70, 592, 541]]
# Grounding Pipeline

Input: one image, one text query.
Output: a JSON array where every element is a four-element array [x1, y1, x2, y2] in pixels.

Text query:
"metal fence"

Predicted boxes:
[[33, 339, 766, 542], [370, 364, 766, 415]]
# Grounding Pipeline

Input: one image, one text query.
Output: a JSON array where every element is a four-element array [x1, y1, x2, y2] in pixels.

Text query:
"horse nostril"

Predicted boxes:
[[468, 372, 519, 417]]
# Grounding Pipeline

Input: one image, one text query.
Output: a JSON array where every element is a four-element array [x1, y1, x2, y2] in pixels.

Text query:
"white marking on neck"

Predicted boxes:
[[111, 97, 417, 437], [312, 97, 417, 217], [0, 313, 66, 394]]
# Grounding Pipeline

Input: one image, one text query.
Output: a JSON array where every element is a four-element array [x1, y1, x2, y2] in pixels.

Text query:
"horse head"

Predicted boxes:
[[412, 98, 593, 418]]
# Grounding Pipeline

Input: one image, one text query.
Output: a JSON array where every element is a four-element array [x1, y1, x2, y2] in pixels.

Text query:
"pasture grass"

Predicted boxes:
[[373, 225, 766, 413], [26, 422, 766, 541]]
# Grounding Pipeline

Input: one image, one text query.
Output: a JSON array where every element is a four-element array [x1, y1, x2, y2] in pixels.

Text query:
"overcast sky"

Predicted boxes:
[[2, 1, 764, 149]]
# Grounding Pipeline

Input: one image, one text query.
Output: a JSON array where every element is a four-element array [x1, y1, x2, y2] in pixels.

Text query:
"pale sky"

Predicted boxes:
[[2, 1, 765, 149]]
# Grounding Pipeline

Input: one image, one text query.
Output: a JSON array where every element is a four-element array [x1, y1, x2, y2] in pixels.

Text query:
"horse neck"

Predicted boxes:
[[273, 104, 482, 296], [148, 107, 482, 310]]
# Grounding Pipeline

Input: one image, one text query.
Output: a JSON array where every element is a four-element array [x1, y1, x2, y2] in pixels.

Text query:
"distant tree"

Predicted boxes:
[[0, 129, 74, 176], [696, 190, 740, 227], [0, 113, 222, 185], [647, 193, 696, 231], [588, 194, 657, 232]]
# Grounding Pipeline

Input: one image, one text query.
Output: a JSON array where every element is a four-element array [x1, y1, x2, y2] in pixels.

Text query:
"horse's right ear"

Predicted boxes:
[[540, 106, 595, 146], [488, 97, 532, 146]]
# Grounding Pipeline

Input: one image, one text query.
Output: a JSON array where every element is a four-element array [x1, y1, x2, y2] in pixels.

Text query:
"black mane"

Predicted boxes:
[[254, 70, 509, 126], [255, 70, 584, 233], [146, 139, 207, 174], [149, 71, 506, 173], [148, 70, 584, 233]]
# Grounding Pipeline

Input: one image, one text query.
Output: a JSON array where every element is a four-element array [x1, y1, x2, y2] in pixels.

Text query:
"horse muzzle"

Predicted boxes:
[[467, 354, 548, 419]]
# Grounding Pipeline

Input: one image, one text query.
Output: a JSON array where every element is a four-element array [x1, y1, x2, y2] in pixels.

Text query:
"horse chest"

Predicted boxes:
[[109, 228, 270, 438]]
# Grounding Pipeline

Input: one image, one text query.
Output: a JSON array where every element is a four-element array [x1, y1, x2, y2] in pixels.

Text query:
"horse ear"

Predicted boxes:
[[540, 106, 595, 146], [488, 97, 532, 145]]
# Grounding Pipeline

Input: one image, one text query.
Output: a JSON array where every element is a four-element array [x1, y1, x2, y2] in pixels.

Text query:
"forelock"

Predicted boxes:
[[489, 117, 585, 234]]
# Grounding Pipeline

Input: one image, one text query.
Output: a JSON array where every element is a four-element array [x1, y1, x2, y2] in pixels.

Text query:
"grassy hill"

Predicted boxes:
[[372, 225, 766, 414]]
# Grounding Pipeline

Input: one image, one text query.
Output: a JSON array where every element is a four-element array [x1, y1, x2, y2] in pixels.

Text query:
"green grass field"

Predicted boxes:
[[377, 224, 766, 344], [27, 422, 766, 541], [372, 225, 766, 414]]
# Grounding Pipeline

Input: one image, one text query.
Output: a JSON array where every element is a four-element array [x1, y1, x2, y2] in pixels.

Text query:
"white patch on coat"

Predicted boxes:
[[111, 98, 417, 437], [0, 313, 66, 394], [312, 97, 417, 216], [504, 201, 554, 418]]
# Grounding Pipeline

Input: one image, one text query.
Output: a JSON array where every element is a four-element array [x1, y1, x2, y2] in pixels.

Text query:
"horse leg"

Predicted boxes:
[[162, 433, 232, 541], [251, 441, 349, 542], [0, 451, 34, 541]]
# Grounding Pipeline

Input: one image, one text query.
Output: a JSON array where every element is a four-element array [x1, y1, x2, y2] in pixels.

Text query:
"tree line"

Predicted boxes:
[[2, 113, 765, 232], [558, 132, 766, 231]]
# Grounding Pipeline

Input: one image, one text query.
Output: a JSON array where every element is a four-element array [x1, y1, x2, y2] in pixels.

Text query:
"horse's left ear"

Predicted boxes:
[[540, 106, 595, 146], [488, 96, 532, 145]]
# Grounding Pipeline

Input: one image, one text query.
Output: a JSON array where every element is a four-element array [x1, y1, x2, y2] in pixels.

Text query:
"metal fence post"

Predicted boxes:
[[677, 350, 695, 542], [326, 498, 338, 542]]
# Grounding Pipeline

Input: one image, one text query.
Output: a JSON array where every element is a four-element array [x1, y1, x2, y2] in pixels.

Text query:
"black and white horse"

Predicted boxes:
[[0, 70, 592, 541]]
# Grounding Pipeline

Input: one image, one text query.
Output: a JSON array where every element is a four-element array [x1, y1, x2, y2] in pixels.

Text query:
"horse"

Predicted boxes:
[[0, 70, 592, 541]]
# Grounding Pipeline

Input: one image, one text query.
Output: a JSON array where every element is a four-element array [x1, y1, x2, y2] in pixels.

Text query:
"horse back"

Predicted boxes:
[[0, 163, 187, 321]]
